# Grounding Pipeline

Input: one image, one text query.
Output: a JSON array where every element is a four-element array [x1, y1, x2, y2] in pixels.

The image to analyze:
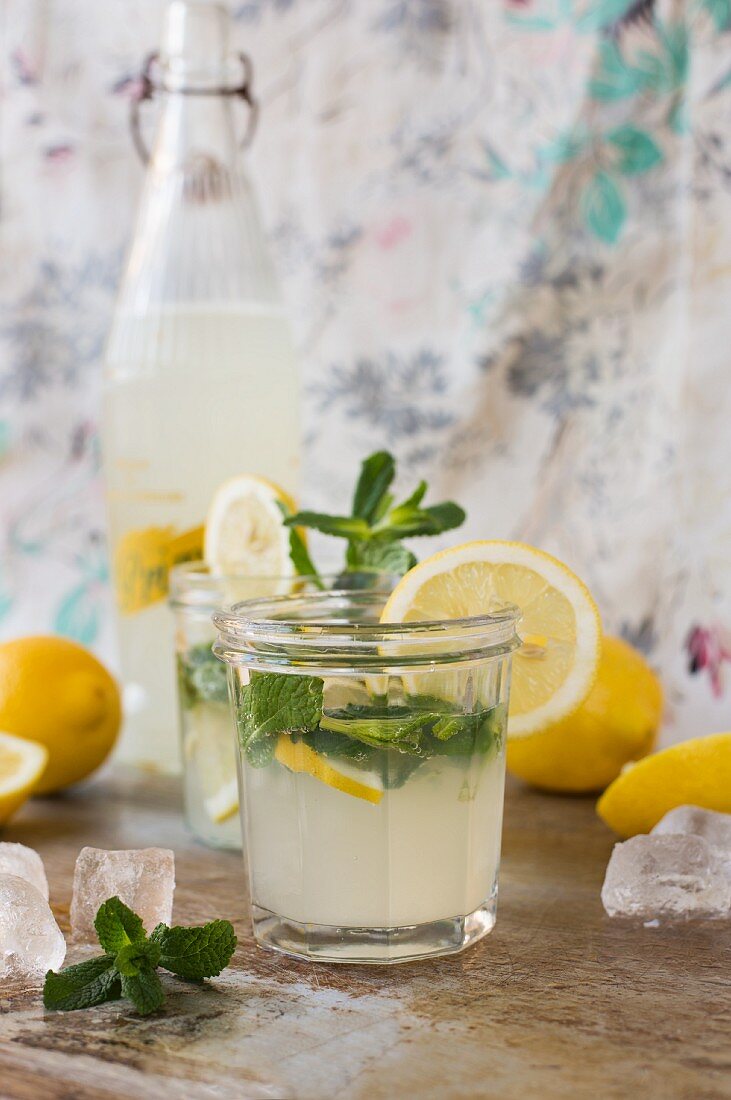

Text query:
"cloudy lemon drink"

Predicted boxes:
[[170, 476, 310, 850], [214, 590, 519, 963], [171, 561, 364, 851], [206, 452, 601, 958], [181, 452, 468, 855]]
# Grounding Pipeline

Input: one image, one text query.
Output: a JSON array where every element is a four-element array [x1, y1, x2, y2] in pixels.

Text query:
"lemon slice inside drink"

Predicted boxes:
[[204, 474, 296, 580], [380, 540, 601, 739], [185, 705, 240, 824], [274, 735, 383, 804]]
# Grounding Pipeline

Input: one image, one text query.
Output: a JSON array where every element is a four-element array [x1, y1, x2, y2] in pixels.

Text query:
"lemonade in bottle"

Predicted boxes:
[[103, 1, 299, 772]]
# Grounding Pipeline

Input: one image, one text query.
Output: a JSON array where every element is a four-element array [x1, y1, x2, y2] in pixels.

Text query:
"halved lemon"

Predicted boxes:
[[204, 474, 296, 580], [274, 735, 383, 804], [0, 731, 48, 825], [380, 540, 601, 739], [597, 732, 731, 838]]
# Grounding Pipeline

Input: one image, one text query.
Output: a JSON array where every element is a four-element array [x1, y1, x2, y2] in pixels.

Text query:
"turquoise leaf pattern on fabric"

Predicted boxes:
[[54, 582, 101, 647], [581, 171, 626, 245], [702, 0, 731, 31], [589, 39, 643, 100], [607, 125, 664, 175], [574, 0, 638, 33]]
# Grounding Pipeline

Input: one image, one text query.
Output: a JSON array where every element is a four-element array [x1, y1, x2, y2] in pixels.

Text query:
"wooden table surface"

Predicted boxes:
[[0, 769, 729, 1100]]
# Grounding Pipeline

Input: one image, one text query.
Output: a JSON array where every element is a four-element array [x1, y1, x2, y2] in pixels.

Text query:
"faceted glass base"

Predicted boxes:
[[251, 898, 497, 965]]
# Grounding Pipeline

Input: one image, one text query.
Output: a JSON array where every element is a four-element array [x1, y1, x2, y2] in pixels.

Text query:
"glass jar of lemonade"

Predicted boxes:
[[171, 567, 396, 850], [214, 589, 519, 964]]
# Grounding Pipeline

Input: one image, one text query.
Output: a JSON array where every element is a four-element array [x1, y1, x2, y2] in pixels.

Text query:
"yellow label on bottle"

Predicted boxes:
[[113, 524, 204, 614]]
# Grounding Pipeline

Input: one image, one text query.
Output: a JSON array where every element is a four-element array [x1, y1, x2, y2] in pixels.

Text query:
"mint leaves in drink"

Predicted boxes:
[[237, 673, 323, 767], [43, 896, 236, 1016], [282, 450, 466, 581], [235, 671, 504, 775], [177, 642, 229, 709]]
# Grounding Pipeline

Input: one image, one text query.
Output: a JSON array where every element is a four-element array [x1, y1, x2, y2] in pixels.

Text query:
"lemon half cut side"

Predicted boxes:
[[0, 731, 48, 825], [380, 540, 602, 739]]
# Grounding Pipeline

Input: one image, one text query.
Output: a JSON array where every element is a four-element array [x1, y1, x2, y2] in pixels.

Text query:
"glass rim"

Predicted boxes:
[[169, 561, 400, 610], [213, 589, 521, 672]]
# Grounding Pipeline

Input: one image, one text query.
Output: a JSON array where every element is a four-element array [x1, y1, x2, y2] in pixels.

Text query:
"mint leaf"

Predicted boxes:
[[94, 896, 146, 954], [320, 706, 436, 751], [283, 512, 370, 539], [238, 673, 323, 768], [275, 499, 324, 587], [279, 450, 466, 580], [346, 540, 416, 576], [352, 451, 396, 523], [115, 939, 162, 977], [44, 955, 121, 1012], [189, 658, 228, 705], [298, 729, 423, 789], [425, 708, 504, 757], [120, 966, 166, 1016], [151, 919, 237, 979], [297, 727, 380, 766], [177, 643, 228, 708], [394, 480, 427, 511], [240, 673, 323, 740], [288, 526, 324, 586], [376, 501, 466, 539]]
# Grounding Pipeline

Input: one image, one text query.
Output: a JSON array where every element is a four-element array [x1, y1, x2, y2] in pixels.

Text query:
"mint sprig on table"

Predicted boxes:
[[44, 896, 236, 1016], [237, 672, 504, 781], [282, 450, 466, 581]]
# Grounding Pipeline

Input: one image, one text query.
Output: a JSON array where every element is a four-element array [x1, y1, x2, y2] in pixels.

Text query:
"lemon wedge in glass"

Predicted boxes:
[[274, 736, 383, 804]]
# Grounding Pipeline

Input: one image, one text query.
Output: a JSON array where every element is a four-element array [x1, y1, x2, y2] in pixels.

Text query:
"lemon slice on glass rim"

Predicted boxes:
[[204, 474, 296, 583], [380, 540, 602, 739]]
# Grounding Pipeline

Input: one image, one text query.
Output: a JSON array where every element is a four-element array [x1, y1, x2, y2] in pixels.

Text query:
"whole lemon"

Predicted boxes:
[[507, 635, 662, 793], [0, 636, 121, 794]]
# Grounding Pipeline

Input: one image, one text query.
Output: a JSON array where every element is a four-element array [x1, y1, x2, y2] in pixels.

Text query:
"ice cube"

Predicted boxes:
[[651, 805, 731, 872], [0, 843, 49, 900], [70, 847, 175, 942], [0, 873, 66, 978], [601, 834, 731, 920]]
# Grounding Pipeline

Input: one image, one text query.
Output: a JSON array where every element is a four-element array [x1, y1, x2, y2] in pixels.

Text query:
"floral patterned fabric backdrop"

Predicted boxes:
[[1, 0, 730, 745]]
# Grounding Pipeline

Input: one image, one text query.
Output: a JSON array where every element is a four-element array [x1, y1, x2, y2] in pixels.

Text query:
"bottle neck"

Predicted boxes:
[[150, 91, 242, 178]]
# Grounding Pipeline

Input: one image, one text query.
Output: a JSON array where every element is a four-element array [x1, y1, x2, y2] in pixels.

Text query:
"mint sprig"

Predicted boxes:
[[44, 897, 237, 1016], [236, 672, 505, 773], [282, 450, 466, 581]]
